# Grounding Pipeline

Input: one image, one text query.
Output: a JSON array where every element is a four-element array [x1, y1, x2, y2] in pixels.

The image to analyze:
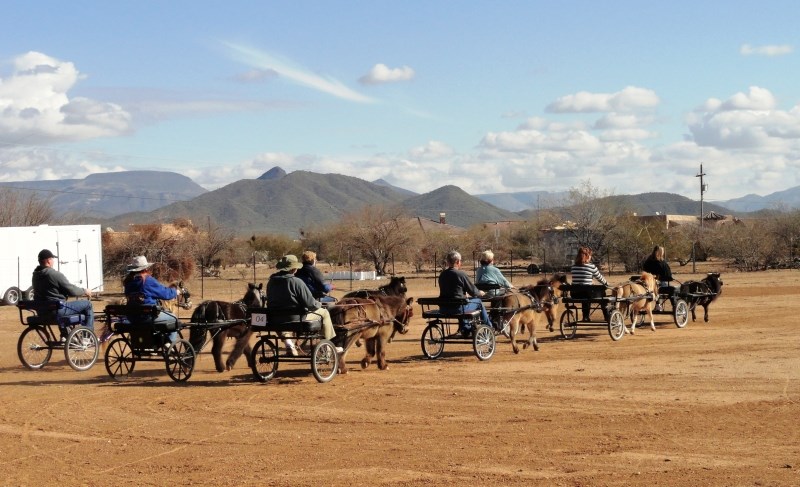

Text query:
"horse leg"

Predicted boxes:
[[376, 331, 389, 370], [226, 330, 253, 371], [509, 315, 521, 354], [211, 332, 227, 373], [648, 305, 656, 331], [703, 303, 710, 322], [362, 336, 376, 369]]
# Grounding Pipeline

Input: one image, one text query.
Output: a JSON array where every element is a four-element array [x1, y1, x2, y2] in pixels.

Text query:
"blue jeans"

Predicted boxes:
[[154, 310, 179, 343], [461, 298, 493, 330], [57, 299, 95, 330]]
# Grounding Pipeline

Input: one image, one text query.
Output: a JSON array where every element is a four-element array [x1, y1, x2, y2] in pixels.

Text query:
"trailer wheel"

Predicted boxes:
[[3, 287, 21, 305]]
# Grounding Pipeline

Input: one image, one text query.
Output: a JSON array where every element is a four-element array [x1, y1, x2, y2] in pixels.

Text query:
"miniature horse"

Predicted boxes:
[[330, 295, 413, 373], [612, 272, 658, 334], [680, 273, 723, 322], [188, 283, 263, 372], [342, 276, 408, 299], [520, 273, 567, 332]]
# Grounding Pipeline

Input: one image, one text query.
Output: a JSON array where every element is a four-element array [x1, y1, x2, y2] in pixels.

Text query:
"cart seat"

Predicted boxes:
[[249, 307, 322, 334], [417, 297, 482, 320], [563, 284, 608, 300], [18, 300, 85, 327]]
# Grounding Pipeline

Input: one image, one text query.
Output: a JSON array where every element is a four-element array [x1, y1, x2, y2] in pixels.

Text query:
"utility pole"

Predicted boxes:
[[696, 164, 707, 229], [693, 164, 708, 273]]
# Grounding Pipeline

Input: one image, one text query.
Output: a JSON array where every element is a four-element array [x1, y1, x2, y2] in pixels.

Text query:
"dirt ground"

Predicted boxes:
[[0, 263, 798, 486]]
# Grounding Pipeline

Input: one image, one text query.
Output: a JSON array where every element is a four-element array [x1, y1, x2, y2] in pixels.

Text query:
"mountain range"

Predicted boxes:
[[3, 168, 800, 236]]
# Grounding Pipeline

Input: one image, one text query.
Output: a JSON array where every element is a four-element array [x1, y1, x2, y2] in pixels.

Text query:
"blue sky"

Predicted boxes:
[[1, 1, 799, 202]]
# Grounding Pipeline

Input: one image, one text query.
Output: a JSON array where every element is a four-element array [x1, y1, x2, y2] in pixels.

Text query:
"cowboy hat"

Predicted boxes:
[[126, 255, 154, 272]]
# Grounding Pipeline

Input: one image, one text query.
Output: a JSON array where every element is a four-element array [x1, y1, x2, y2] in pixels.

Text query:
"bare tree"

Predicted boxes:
[[0, 188, 55, 226], [563, 180, 623, 257], [339, 205, 414, 275]]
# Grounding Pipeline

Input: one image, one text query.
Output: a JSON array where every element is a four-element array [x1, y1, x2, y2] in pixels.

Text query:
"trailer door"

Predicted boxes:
[[56, 230, 85, 287]]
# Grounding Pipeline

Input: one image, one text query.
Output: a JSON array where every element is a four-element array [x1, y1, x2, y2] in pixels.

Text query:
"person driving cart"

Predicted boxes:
[[32, 248, 95, 338], [570, 246, 609, 322], [123, 255, 180, 344]]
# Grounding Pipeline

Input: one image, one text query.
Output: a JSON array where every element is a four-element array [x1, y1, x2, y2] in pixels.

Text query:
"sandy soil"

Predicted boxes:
[[0, 263, 798, 486]]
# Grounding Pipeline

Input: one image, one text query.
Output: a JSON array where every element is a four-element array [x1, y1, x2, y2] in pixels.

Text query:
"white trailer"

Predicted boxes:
[[0, 224, 104, 305]]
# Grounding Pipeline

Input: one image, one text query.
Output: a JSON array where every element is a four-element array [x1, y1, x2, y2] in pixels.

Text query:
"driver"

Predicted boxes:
[[32, 249, 94, 337], [123, 255, 180, 344]]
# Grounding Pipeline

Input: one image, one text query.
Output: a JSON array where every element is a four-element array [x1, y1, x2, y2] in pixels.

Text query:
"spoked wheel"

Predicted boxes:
[[673, 299, 689, 328], [105, 337, 135, 380], [559, 308, 578, 339], [473, 325, 496, 361], [64, 326, 99, 371], [608, 309, 626, 341], [251, 338, 279, 383], [165, 339, 196, 382], [17, 326, 52, 369], [311, 339, 338, 383], [420, 321, 445, 359]]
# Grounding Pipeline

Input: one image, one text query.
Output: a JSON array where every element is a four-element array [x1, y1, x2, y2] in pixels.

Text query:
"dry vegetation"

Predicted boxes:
[[0, 262, 798, 486]]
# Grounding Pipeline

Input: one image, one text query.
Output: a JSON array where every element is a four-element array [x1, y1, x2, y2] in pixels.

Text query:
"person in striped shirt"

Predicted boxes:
[[570, 246, 609, 321]]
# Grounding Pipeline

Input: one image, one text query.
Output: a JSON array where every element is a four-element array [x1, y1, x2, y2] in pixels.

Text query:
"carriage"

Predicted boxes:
[[417, 297, 496, 361], [248, 306, 342, 383], [558, 284, 632, 341], [101, 304, 245, 382], [629, 277, 690, 329], [16, 299, 99, 371]]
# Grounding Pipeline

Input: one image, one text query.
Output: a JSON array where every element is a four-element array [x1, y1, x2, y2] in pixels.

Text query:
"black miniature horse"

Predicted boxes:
[[189, 283, 263, 372], [342, 276, 408, 299], [680, 273, 723, 322]]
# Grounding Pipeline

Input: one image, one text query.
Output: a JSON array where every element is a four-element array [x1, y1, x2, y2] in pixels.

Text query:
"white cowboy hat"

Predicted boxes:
[[126, 255, 154, 272]]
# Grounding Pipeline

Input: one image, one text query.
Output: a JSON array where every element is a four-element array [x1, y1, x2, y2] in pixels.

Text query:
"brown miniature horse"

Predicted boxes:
[[188, 283, 263, 372], [680, 273, 723, 322], [329, 295, 413, 373], [519, 273, 567, 332], [612, 272, 657, 334]]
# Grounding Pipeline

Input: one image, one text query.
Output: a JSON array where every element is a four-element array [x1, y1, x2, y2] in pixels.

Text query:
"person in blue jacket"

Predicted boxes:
[[123, 255, 179, 344], [476, 250, 515, 298]]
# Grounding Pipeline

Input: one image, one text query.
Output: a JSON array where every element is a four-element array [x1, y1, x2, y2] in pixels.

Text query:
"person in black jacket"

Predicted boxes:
[[32, 248, 94, 334], [642, 245, 674, 311], [267, 254, 340, 354], [438, 250, 494, 336], [295, 250, 336, 303]]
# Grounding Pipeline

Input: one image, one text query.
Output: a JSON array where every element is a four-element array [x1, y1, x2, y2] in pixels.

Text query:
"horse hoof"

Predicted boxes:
[[533, 345, 539, 351], [360, 359, 370, 369], [513, 348, 520, 354]]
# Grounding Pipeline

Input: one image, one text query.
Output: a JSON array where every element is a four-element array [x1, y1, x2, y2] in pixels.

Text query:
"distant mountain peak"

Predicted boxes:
[[257, 166, 287, 180]]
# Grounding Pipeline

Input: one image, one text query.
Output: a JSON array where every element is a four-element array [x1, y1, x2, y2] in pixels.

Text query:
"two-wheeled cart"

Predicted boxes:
[[417, 297, 496, 360], [16, 300, 99, 371]]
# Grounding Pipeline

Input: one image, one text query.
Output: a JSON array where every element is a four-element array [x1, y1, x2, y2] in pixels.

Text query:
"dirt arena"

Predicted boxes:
[[1, 264, 798, 486]]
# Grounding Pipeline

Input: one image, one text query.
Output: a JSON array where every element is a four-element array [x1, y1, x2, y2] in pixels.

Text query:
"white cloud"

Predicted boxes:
[[358, 64, 415, 85], [222, 42, 376, 104], [0, 147, 126, 183], [687, 86, 800, 149], [0, 51, 132, 143], [546, 86, 659, 113], [740, 43, 793, 57]]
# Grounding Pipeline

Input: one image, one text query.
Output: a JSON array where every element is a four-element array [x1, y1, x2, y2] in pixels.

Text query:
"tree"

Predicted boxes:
[[0, 188, 54, 226], [338, 205, 414, 275], [562, 180, 622, 257]]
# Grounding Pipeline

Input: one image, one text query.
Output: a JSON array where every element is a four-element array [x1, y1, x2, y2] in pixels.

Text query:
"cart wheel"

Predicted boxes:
[[311, 340, 338, 383], [559, 309, 578, 339], [165, 339, 195, 382], [473, 325, 496, 361], [251, 338, 279, 383], [608, 309, 625, 341], [420, 321, 445, 359], [64, 325, 99, 371], [17, 326, 52, 369], [673, 299, 689, 328], [105, 337, 135, 380]]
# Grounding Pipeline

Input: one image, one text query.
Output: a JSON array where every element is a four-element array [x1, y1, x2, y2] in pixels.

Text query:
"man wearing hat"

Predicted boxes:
[[123, 255, 180, 344], [267, 254, 341, 355], [32, 249, 95, 333]]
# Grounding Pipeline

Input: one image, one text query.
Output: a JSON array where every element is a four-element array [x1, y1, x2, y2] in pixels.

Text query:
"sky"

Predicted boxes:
[[1, 1, 799, 204]]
